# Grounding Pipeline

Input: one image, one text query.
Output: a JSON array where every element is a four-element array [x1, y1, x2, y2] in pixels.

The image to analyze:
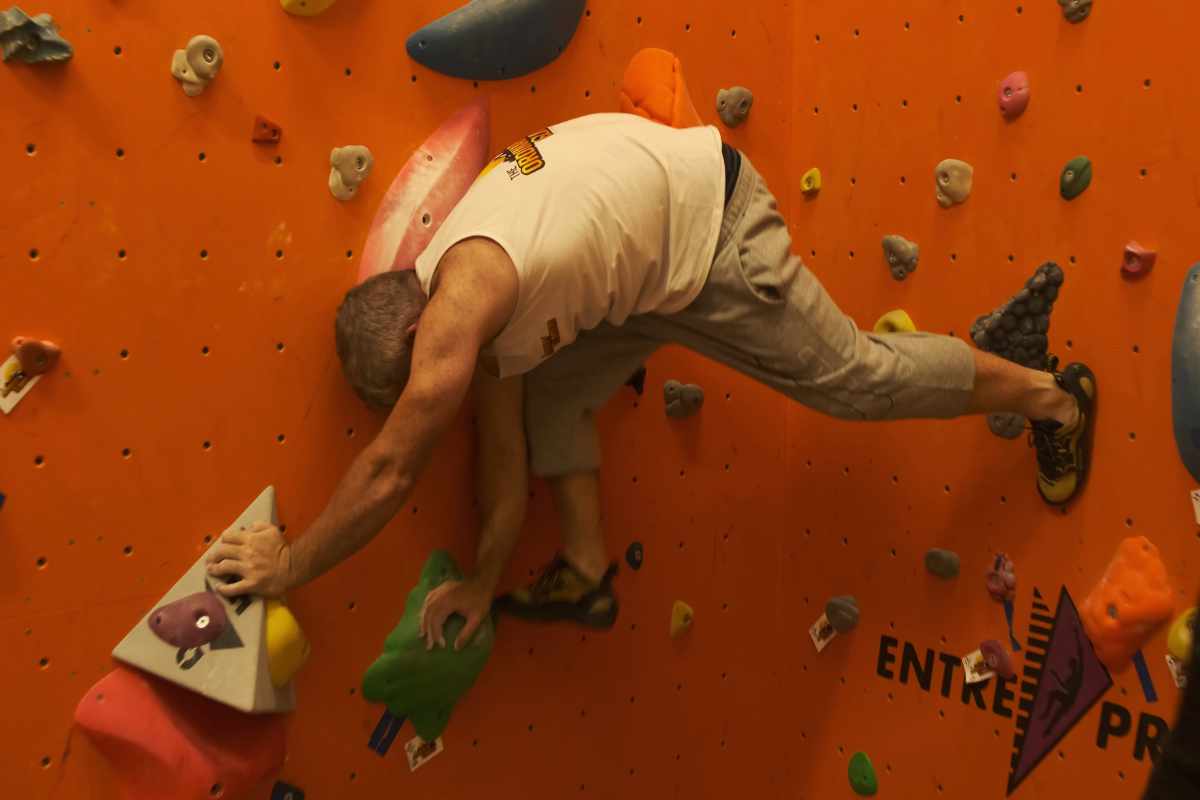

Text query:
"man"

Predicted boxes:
[[206, 113, 1096, 650]]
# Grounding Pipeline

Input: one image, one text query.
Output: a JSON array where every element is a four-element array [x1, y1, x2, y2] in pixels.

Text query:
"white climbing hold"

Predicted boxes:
[[171, 35, 223, 96], [329, 145, 374, 200]]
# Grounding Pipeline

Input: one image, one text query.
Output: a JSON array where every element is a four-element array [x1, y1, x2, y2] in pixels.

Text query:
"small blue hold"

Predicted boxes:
[[271, 782, 304, 800], [0, 491, 6, 510], [625, 541, 644, 570]]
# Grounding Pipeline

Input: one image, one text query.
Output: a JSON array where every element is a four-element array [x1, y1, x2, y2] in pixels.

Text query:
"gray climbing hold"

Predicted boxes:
[[664, 380, 704, 419], [0, 7, 71, 63], [970, 262, 1064, 370], [171, 35, 223, 96], [924, 549, 961, 579], [329, 145, 375, 201], [935, 158, 974, 207], [882, 235, 919, 281], [987, 412, 1026, 439], [716, 86, 754, 128], [1058, 0, 1092, 23], [825, 596, 859, 634]]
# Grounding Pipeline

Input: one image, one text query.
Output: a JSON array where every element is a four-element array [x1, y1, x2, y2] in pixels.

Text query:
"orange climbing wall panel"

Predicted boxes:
[[2, 1, 1197, 798]]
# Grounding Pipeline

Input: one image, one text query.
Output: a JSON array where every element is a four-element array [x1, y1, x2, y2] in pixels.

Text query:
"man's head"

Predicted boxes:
[[335, 270, 428, 408]]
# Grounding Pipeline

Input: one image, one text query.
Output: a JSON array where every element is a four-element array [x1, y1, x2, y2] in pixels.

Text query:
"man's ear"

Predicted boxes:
[[406, 319, 419, 345]]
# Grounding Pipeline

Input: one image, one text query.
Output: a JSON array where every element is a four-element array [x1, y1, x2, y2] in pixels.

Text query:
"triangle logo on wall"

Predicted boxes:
[[111, 486, 296, 713], [1006, 586, 1113, 795]]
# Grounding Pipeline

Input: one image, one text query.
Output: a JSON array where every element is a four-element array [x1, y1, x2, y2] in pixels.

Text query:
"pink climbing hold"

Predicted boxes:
[[1122, 241, 1156, 278], [980, 639, 1016, 679], [986, 553, 1017, 603], [357, 97, 490, 283], [998, 71, 1030, 120], [75, 666, 287, 800]]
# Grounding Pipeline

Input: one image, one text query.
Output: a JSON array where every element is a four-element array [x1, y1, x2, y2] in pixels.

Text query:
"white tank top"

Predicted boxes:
[[413, 113, 724, 378]]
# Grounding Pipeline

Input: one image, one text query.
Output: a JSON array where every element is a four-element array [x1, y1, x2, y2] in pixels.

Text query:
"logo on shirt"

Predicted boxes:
[[480, 127, 554, 181]]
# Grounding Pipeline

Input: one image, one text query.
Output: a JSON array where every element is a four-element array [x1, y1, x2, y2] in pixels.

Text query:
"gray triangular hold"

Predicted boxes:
[[112, 486, 296, 713]]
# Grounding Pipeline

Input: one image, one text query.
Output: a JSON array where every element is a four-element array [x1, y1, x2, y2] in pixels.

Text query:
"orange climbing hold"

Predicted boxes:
[[252, 115, 283, 144], [1080, 537, 1175, 671], [74, 667, 287, 800], [618, 48, 701, 129]]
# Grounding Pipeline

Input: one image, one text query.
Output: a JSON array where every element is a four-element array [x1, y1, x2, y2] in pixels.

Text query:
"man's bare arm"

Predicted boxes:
[[471, 369, 528, 590], [208, 243, 517, 596], [417, 369, 527, 649]]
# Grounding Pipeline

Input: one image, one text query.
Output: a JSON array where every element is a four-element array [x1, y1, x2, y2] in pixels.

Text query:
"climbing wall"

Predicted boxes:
[[2, 0, 1196, 798]]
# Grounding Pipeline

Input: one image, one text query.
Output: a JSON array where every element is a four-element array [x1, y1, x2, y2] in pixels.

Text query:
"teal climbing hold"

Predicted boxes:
[[849, 751, 879, 796], [362, 551, 495, 741], [925, 548, 960, 579], [1060, 156, 1093, 200], [406, 0, 587, 81]]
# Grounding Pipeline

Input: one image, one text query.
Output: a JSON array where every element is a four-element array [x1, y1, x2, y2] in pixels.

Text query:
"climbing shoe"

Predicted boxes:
[[494, 556, 618, 628], [1030, 362, 1096, 506]]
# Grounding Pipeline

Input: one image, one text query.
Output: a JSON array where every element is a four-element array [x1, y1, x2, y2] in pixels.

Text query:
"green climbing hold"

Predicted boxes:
[[362, 551, 495, 741], [924, 548, 961, 579], [849, 751, 879, 796], [1060, 156, 1093, 200]]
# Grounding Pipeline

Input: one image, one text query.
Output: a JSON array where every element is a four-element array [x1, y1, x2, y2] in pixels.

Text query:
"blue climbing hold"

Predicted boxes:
[[1173, 264, 1200, 483], [271, 781, 304, 800], [406, 0, 587, 81], [0, 491, 6, 510]]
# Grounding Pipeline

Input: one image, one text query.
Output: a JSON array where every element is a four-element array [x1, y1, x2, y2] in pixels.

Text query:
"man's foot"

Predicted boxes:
[[494, 556, 618, 628], [1030, 362, 1096, 505]]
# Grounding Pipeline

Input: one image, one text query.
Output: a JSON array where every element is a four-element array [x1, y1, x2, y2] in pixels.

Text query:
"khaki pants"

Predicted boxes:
[[524, 154, 976, 478]]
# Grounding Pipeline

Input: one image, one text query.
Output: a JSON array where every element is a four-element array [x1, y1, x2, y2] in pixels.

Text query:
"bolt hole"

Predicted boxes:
[[41, 756, 51, 768], [200, 249, 209, 259], [202, 440, 212, 450], [116, 147, 125, 158], [122, 447, 132, 459], [276, 342, 285, 352], [275, 249, 284, 260], [198, 151, 207, 162], [344, 67, 352, 76], [25, 142, 36, 155], [276, 434, 286, 444], [119, 348, 129, 359], [117, 248, 127, 259], [123, 545, 133, 556], [1075, 84, 1084, 94], [29, 248, 39, 260], [272, 61, 281, 71], [36, 556, 46, 567]]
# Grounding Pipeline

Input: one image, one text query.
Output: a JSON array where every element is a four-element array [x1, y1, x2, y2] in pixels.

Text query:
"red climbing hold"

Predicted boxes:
[[74, 666, 287, 800], [252, 115, 283, 144], [12, 336, 59, 376], [1122, 241, 1156, 278]]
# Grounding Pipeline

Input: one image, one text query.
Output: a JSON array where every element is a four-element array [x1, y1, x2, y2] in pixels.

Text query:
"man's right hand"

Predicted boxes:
[[418, 578, 492, 651], [206, 521, 293, 598]]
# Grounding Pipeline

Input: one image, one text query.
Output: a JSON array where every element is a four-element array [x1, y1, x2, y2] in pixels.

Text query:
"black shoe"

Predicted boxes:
[[1030, 362, 1096, 505], [494, 556, 619, 628]]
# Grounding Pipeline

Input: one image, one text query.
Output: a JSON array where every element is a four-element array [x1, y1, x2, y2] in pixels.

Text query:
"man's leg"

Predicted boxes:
[[493, 323, 657, 627], [634, 153, 1095, 505], [550, 471, 607, 583]]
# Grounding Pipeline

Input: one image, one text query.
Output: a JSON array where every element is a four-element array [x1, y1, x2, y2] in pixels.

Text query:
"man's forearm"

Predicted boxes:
[[287, 445, 414, 588], [472, 447, 528, 592]]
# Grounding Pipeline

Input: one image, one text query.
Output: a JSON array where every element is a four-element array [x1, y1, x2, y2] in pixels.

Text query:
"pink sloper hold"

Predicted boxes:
[[998, 71, 1030, 120], [357, 97, 491, 283]]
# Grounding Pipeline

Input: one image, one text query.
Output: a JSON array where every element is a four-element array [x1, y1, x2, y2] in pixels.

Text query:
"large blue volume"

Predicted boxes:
[[1173, 263, 1200, 482], [407, 0, 587, 81]]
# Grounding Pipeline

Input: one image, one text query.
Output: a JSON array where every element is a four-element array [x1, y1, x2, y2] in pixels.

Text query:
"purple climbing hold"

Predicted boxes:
[[986, 553, 1017, 603], [148, 591, 229, 649], [981, 639, 1016, 679]]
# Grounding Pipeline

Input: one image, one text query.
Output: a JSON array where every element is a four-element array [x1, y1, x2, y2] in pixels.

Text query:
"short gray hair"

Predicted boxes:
[[335, 270, 428, 408]]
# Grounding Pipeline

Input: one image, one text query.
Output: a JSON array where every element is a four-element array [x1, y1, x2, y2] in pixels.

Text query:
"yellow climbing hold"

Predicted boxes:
[[266, 599, 311, 687], [1168, 608, 1196, 663], [873, 309, 917, 334], [281, 0, 337, 16], [670, 601, 694, 639], [801, 167, 822, 194]]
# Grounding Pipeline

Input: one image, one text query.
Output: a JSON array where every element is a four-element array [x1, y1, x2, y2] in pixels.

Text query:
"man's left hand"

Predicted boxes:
[[419, 578, 492, 651]]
